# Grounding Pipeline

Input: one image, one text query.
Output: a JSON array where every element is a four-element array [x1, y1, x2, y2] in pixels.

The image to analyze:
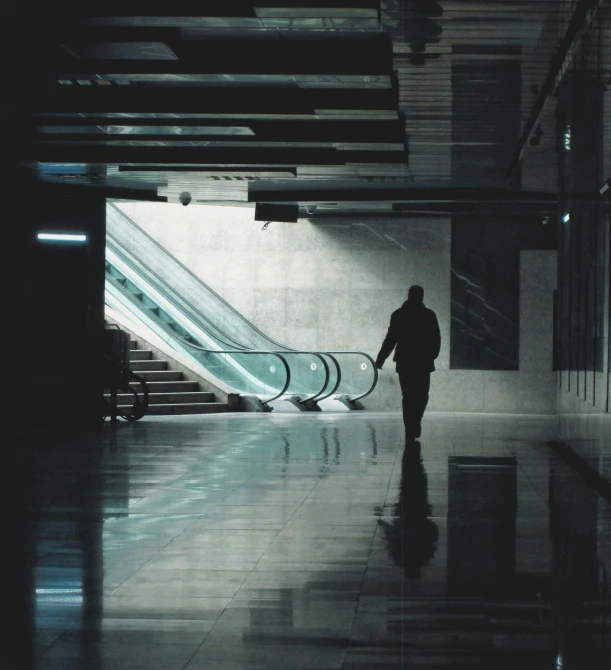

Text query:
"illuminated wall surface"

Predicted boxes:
[[118, 200, 558, 414]]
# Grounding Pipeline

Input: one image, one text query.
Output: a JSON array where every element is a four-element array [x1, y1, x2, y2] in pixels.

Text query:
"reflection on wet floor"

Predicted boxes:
[[12, 412, 611, 668]]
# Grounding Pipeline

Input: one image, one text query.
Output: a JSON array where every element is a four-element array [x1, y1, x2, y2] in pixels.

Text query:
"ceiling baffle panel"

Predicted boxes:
[[23, 1, 606, 211]]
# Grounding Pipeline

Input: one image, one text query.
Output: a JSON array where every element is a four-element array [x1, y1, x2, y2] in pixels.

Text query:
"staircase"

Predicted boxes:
[[113, 339, 230, 416]]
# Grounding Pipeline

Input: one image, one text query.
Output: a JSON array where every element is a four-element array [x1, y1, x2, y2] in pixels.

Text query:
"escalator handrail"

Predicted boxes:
[[315, 353, 342, 401], [106, 237, 250, 352], [322, 351, 379, 402], [178, 341, 293, 405], [105, 250, 338, 401]]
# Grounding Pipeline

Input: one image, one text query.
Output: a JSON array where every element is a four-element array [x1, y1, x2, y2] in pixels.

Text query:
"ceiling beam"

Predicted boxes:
[[26, 145, 409, 165], [391, 202, 556, 214], [34, 123, 404, 144], [31, 84, 398, 114], [33, 119, 405, 143], [35, 177, 167, 201], [62, 1, 380, 18], [248, 185, 559, 202], [47, 34, 392, 76]]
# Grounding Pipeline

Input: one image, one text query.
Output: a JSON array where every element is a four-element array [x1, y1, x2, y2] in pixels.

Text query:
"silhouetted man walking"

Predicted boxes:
[[375, 285, 440, 440]]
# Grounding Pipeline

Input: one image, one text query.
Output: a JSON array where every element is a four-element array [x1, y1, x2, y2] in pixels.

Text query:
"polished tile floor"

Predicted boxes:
[[17, 412, 611, 668]]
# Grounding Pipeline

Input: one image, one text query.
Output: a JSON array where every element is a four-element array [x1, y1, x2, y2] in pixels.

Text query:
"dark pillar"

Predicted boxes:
[[19, 186, 107, 429]]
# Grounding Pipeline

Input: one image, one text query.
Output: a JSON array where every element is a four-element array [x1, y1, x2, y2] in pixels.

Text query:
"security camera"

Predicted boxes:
[[529, 124, 543, 147], [179, 191, 192, 206]]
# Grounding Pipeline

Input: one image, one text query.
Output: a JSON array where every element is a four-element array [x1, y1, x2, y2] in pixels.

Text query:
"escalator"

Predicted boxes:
[[105, 201, 377, 409]]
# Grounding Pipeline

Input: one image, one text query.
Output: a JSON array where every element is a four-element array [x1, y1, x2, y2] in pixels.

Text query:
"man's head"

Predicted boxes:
[[407, 285, 424, 303]]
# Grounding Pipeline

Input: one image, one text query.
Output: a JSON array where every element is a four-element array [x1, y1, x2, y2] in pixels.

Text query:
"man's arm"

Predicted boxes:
[[375, 313, 398, 369]]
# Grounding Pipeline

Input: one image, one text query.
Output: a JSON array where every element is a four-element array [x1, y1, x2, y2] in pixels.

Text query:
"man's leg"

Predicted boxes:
[[413, 372, 431, 437], [397, 368, 412, 435]]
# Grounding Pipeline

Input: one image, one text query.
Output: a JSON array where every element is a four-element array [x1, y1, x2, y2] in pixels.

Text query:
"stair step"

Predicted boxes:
[[130, 360, 167, 371], [130, 350, 153, 361], [107, 392, 216, 405], [130, 381, 199, 393], [118, 403, 229, 415], [134, 370, 183, 382], [130, 340, 138, 350]]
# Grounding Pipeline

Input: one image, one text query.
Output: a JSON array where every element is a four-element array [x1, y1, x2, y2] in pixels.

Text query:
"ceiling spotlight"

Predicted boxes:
[[304, 205, 317, 216], [529, 124, 543, 147], [179, 191, 192, 206], [562, 213, 570, 223]]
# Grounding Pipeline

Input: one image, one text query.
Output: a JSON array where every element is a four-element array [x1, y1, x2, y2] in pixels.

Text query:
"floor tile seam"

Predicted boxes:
[[344, 575, 411, 669], [101, 553, 166, 597], [345, 443, 404, 665], [514, 464, 550, 506], [243, 466, 341, 582], [548, 440, 611, 509], [380, 442, 405, 511], [104, 516, 206, 590], [180, 558, 267, 669], [39, 626, 76, 657]]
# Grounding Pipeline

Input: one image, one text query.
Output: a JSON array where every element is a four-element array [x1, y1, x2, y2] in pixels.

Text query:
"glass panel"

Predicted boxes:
[[324, 352, 377, 401]]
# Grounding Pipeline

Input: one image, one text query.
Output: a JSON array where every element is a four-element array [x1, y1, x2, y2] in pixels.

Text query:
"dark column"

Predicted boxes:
[[19, 186, 107, 429]]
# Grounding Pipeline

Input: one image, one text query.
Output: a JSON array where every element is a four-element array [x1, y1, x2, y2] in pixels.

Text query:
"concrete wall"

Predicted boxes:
[[116, 202, 557, 413]]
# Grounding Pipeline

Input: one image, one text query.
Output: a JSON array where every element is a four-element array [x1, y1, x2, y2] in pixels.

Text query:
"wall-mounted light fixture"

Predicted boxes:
[[600, 178, 610, 195], [563, 126, 571, 151], [562, 213, 570, 223], [37, 232, 88, 243]]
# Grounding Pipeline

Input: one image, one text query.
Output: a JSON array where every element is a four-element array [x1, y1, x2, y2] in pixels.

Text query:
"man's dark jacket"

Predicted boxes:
[[376, 300, 441, 372]]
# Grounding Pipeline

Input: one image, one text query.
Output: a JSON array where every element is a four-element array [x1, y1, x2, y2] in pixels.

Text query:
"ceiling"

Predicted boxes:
[[18, 0, 609, 218]]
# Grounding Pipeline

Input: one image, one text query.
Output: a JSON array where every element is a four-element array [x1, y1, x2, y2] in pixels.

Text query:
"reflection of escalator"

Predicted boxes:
[[106, 201, 378, 406]]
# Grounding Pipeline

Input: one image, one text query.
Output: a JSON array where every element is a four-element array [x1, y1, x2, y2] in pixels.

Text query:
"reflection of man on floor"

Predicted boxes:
[[378, 442, 438, 579], [375, 285, 440, 440]]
